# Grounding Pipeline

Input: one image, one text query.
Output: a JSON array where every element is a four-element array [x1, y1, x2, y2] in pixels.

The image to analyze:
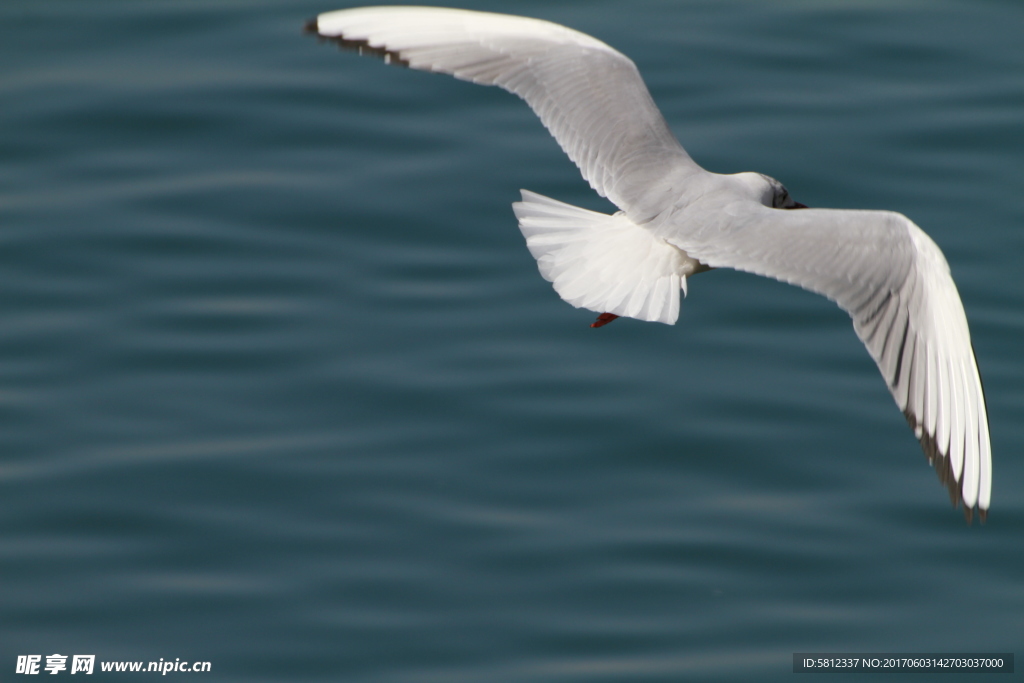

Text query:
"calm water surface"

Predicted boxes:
[[2, 1, 1022, 680]]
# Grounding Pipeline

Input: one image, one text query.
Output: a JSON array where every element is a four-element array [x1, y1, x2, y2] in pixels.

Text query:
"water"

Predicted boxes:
[[2, 1, 1022, 680]]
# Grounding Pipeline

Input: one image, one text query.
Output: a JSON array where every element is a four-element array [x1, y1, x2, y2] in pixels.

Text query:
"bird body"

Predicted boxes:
[[307, 6, 991, 519]]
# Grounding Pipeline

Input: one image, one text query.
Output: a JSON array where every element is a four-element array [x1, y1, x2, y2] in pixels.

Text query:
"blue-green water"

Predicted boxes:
[[2, 1, 1022, 680]]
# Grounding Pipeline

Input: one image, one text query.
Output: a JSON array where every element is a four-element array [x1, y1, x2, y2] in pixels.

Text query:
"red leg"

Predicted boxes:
[[590, 313, 620, 328]]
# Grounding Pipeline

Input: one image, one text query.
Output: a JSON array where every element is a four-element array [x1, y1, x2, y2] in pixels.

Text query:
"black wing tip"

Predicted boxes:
[[303, 18, 411, 68], [903, 409, 985, 525]]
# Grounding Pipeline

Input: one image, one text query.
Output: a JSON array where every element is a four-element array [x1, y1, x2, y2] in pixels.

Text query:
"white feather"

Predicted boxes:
[[512, 191, 689, 324]]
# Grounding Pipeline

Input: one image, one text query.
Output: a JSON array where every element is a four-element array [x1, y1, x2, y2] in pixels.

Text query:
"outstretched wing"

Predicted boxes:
[[308, 6, 702, 222], [673, 204, 991, 518]]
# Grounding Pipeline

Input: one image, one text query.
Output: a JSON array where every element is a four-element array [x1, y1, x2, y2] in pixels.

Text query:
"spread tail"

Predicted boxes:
[[513, 190, 689, 324]]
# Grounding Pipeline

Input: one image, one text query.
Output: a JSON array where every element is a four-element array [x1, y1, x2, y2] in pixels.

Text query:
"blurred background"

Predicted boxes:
[[2, 1, 1021, 680]]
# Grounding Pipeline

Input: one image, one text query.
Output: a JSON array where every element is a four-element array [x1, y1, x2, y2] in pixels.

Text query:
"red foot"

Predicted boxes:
[[590, 313, 619, 328]]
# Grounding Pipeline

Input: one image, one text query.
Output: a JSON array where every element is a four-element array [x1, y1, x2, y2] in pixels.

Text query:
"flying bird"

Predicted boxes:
[[305, 7, 991, 520]]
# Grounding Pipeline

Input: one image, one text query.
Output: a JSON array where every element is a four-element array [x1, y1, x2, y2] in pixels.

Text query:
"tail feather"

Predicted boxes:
[[512, 190, 689, 324]]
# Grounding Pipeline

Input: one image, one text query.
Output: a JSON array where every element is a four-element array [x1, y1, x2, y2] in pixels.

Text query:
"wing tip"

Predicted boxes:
[[904, 409, 987, 524], [303, 16, 411, 68]]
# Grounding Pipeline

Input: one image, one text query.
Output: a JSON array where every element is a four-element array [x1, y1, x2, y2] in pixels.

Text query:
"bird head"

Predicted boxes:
[[734, 172, 807, 209]]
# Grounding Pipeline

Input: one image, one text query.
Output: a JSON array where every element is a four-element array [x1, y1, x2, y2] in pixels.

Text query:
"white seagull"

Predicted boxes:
[[306, 7, 991, 520]]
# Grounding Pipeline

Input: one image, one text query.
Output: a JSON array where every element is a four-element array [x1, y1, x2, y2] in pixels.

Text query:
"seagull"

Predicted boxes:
[[305, 7, 991, 520]]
